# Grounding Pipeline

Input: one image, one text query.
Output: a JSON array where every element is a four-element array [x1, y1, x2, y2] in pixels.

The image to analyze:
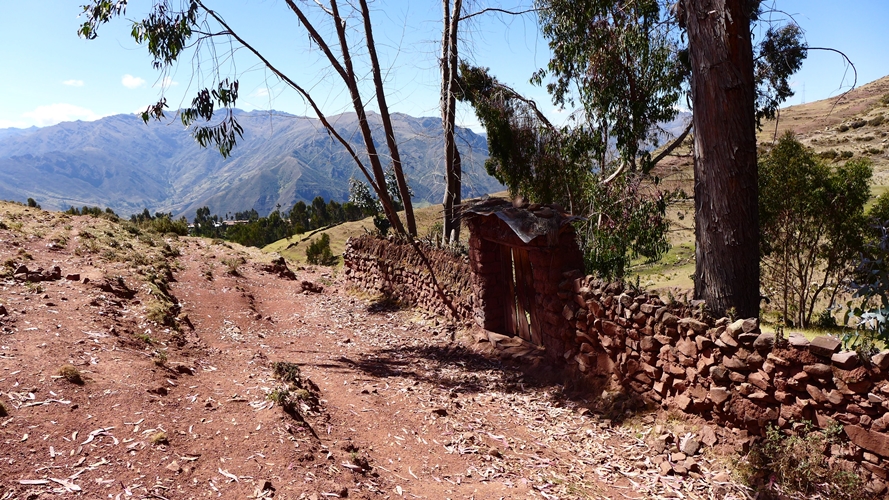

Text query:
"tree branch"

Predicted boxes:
[[649, 120, 692, 167], [459, 7, 541, 22], [196, 1, 382, 195]]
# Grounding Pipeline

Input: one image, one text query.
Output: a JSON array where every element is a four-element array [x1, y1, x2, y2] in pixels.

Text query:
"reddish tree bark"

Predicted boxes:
[[682, 0, 760, 318]]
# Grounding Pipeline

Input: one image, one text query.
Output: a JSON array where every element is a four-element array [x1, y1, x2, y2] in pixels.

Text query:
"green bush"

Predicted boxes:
[[850, 119, 867, 129], [305, 233, 337, 266], [741, 422, 864, 499], [820, 149, 838, 160], [869, 115, 885, 127], [837, 124, 850, 132], [840, 150, 854, 159]]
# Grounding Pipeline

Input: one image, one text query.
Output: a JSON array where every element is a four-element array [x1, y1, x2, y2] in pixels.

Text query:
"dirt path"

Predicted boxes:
[[0, 207, 750, 499]]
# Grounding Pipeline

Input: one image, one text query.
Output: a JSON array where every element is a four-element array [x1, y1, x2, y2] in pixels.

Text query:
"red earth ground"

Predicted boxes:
[[0, 204, 751, 499]]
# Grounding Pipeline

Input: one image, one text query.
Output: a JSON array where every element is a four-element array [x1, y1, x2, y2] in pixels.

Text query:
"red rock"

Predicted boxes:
[[873, 350, 889, 371], [748, 371, 771, 391], [806, 385, 829, 404], [831, 351, 860, 370], [845, 425, 889, 458], [809, 336, 842, 358], [803, 363, 832, 378]]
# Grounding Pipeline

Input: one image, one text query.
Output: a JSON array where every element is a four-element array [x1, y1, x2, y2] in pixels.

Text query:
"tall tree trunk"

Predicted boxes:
[[441, 0, 463, 243], [358, 0, 417, 236], [328, 0, 405, 235], [683, 0, 760, 318]]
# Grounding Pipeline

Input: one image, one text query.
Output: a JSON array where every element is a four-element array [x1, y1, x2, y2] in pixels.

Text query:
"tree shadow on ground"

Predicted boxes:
[[336, 340, 651, 423]]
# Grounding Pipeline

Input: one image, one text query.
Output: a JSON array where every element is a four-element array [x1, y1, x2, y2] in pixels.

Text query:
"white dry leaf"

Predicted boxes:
[[49, 477, 81, 492], [18, 479, 50, 485], [218, 468, 239, 482]]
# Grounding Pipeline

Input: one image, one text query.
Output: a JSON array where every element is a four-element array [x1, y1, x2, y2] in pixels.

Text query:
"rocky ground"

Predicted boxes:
[[0, 203, 757, 499]]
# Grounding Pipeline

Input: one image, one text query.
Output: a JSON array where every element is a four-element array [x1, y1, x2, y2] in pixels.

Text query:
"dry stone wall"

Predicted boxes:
[[565, 275, 889, 488], [342, 235, 474, 324], [342, 235, 889, 489]]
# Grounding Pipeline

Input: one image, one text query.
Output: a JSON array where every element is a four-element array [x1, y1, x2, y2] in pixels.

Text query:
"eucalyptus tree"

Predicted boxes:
[[78, 0, 416, 236], [534, 0, 808, 317]]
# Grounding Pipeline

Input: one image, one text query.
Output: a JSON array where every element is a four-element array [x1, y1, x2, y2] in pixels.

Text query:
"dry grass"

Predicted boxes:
[[59, 364, 84, 385]]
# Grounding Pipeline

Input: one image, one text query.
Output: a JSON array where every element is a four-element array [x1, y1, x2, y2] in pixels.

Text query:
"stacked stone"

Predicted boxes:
[[565, 274, 889, 491], [342, 235, 474, 323]]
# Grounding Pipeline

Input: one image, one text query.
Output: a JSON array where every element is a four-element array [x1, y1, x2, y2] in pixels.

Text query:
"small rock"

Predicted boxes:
[[659, 460, 673, 475], [680, 437, 701, 456], [809, 335, 842, 358], [741, 318, 759, 333], [788, 332, 810, 347], [831, 351, 859, 370], [700, 426, 718, 447], [753, 333, 775, 351], [803, 363, 833, 378], [65, 274, 80, 281], [737, 332, 759, 344], [165, 460, 181, 473], [873, 350, 889, 371], [709, 387, 731, 405]]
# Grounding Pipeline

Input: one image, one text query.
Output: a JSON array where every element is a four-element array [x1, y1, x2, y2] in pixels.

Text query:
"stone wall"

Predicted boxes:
[[342, 235, 474, 324], [342, 232, 889, 489], [564, 275, 889, 487]]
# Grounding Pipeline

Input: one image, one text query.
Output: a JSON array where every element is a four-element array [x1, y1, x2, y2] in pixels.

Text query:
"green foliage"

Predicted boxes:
[[741, 422, 864, 499], [26, 198, 40, 209], [305, 233, 336, 266], [457, 64, 583, 206], [534, 0, 683, 173], [349, 176, 398, 236], [869, 115, 885, 127], [130, 208, 188, 235], [759, 133, 871, 328], [754, 23, 807, 124], [575, 174, 672, 280]]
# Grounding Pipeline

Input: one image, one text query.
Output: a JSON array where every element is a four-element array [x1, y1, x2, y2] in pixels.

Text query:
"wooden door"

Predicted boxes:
[[500, 245, 542, 346]]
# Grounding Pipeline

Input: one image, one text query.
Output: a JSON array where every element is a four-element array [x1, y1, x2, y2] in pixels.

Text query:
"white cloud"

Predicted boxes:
[[20, 103, 103, 127], [0, 119, 29, 129], [122, 74, 146, 89], [62, 79, 84, 87], [254, 88, 270, 98]]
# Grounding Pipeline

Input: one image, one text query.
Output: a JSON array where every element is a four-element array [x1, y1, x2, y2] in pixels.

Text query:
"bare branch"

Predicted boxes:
[[649, 120, 692, 167], [459, 7, 541, 22], [196, 1, 382, 195]]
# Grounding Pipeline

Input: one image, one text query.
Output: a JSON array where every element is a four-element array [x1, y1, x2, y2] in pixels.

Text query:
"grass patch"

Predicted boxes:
[[739, 421, 865, 499], [59, 364, 84, 385], [149, 431, 168, 445]]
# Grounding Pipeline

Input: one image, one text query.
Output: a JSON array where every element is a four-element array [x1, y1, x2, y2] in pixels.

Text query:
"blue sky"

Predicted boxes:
[[0, 1, 886, 132]]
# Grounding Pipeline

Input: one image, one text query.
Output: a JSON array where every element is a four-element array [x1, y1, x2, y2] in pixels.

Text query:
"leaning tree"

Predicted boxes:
[[78, 0, 416, 236]]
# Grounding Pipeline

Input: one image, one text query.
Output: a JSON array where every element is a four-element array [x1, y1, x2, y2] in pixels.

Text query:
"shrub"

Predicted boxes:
[[759, 133, 871, 327], [850, 119, 867, 129], [840, 150, 854, 159], [305, 233, 337, 265], [149, 431, 168, 445], [820, 149, 838, 160], [837, 124, 850, 132], [741, 422, 864, 499], [867, 147, 884, 155], [59, 364, 84, 385], [880, 93, 889, 106], [869, 115, 885, 127]]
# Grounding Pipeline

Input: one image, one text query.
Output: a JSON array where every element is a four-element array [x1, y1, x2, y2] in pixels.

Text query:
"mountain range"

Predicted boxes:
[[0, 110, 499, 219]]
